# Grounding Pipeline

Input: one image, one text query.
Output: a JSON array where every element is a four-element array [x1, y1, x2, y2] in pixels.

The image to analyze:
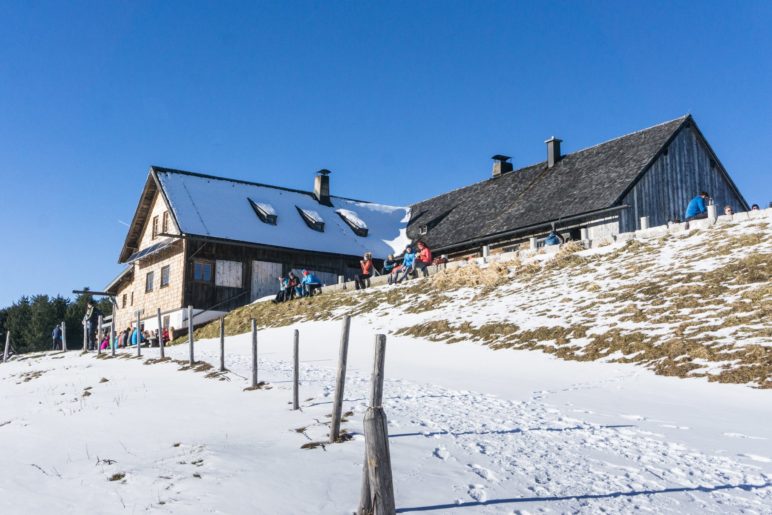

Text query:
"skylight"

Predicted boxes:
[[296, 206, 325, 232], [336, 209, 368, 237], [248, 198, 277, 225]]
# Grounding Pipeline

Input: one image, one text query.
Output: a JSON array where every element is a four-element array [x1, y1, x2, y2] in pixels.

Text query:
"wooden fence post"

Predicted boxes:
[[219, 317, 225, 372], [363, 407, 396, 515], [3, 331, 10, 362], [136, 311, 142, 357], [188, 305, 194, 365], [251, 319, 258, 388], [82, 320, 87, 352], [157, 308, 164, 359], [97, 314, 103, 355], [110, 317, 116, 357], [358, 334, 387, 515], [293, 329, 300, 410], [61, 321, 67, 351], [330, 315, 351, 443]]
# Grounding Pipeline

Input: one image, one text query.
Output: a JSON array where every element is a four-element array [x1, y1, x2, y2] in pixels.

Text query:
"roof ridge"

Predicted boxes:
[[565, 114, 690, 156]]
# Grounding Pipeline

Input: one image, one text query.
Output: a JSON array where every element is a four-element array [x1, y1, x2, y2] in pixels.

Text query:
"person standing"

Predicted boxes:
[[52, 324, 63, 350]]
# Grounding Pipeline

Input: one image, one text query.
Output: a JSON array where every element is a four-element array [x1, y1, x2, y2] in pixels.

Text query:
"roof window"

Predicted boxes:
[[296, 206, 325, 232], [336, 209, 368, 237], [248, 198, 277, 225]]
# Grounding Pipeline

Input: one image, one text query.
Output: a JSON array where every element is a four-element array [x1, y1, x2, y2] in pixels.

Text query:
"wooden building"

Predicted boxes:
[[406, 115, 748, 257], [106, 167, 410, 333]]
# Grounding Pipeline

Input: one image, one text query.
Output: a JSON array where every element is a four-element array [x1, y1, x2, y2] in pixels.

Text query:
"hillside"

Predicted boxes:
[[191, 213, 771, 388]]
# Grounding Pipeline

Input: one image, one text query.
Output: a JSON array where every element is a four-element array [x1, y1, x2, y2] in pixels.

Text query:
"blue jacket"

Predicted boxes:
[[52, 326, 62, 339], [685, 196, 707, 218], [130, 328, 143, 346], [402, 251, 416, 269], [544, 232, 561, 246], [301, 273, 321, 285]]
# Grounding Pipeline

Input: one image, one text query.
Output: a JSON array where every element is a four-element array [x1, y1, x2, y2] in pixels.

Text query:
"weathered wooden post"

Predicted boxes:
[[82, 320, 87, 352], [136, 311, 142, 357], [97, 314, 103, 355], [292, 329, 300, 410], [640, 216, 649, 230], [529, 236, 537, 250], [157, 308, 164, 359], [188, 305, 194, 365], [3, 331, 10, 362], [61, 321, 67, 351], [251, 319, 258, 388], [358, 334, 387, 515], [363, 405, 396, 515], [110, 317, 116, 357], [219, 316, 225, 372], [707, 203, 718, 222], [330, 315, 351, 443]]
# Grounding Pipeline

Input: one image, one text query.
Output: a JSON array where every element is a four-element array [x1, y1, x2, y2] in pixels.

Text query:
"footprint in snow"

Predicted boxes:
[[467, 484, 487, 503], [433, 447, 450, 460], [469, 464, 497, 481]]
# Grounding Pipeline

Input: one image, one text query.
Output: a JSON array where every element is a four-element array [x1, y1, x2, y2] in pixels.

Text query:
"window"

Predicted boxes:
[[336, 209, 368, 237], [248, 198, 278, 225], [160, 265, 170, 287], [130, 291, 134, 306], [215, 260, 243, 287], [122, 294, 127, 308], [152, 216, 159, 239], [193, 261, 214, 283], [145, 271, 154, 292], [418, 225, 428, 236], [162, 211, 169, 234], [296, 206, 325, 232]]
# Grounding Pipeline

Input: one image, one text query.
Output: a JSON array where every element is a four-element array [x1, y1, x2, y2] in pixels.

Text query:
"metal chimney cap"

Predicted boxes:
[[317, 169, 332, 175], [491, 154, 511, 162]]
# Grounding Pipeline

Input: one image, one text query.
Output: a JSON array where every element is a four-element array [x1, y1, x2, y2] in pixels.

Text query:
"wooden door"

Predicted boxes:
[[251, 261, 282, 301]]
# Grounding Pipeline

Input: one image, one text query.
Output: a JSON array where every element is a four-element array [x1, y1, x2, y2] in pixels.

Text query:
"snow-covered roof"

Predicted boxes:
[[154, 167, 410, 258], [335, 209, 367, 230]]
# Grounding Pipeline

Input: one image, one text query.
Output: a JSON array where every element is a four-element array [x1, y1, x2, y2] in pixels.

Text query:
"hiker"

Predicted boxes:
[[287, 271, 301, 300], [355, 252, 374, 290], [273, 276, 289, 303], [130, 324, 144, 346], [544, 229, 563, 246], [724, 205, 734, 216], [301, 270, 323, 296], [414, 241, 432, 278], [751, 204, 760, 211], [685, 191, 710, 221], [52, 324, 62, 350], [382, 254, 397, 276], [395, 245, 417, 284]]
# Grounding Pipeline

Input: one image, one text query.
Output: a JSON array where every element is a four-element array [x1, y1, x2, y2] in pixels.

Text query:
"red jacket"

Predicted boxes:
[[418, 246, 432, 264], [360, 259, 373, 275]]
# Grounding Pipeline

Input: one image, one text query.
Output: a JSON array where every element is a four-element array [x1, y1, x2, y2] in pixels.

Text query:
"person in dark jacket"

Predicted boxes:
[[52, 324, 63, 350], [382, 254, 397, 276], [685, 191, 710, 221], [287, 271, 301, 300], [84, 301, 101, 351]]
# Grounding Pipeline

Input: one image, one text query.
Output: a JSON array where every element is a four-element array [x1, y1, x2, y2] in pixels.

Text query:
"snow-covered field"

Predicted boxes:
[[2, 320, 770, 514]]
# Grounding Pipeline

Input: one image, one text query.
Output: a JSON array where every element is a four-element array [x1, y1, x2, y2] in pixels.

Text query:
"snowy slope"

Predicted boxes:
[[1, 322, 771, 514]]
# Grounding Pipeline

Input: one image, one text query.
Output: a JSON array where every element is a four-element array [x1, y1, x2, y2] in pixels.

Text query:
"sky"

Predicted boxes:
[[0, 0, 770, 307]]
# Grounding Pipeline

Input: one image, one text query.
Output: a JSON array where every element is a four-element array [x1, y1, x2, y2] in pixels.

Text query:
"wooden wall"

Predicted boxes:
[[183, 239, 365, 311], [619, 125, 747, 232]]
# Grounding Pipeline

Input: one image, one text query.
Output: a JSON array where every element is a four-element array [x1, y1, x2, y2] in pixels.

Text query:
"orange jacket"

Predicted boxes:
[[360, 259, 373, 275], [418, 246, 432, 264]]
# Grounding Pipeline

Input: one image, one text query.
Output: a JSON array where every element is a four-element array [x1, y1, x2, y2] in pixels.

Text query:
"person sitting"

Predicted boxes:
[[724, 205, 734, 216], [287, 271, 301, 300], [395, 245, 417, 284], [414, 241, 432, 278], [382, 254, 397, 276], [355, 252, 374, 290], [301, 270, 323, 296], [273, 276, 289, 303], [544, 228, 564, 246], [751, 203, 760, 211], [99, 332, 110, 351], [685, 191, 710, 221]]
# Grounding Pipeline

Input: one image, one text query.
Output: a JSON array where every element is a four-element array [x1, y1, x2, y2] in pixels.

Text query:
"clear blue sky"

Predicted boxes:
[[1, 1, 770, 307]]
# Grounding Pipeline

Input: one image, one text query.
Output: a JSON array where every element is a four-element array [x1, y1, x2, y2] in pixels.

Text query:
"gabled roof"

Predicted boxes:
[[117, 167, 411, 262], [407, 115, 693, 251]]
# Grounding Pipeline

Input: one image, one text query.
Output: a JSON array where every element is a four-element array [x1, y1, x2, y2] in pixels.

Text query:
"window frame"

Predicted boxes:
[[145, 271, 155, 293], [192, 260, 214, 284], [162, 211, 169, 234], [160, 265, 171, 288], [152, 215, 159, 239]]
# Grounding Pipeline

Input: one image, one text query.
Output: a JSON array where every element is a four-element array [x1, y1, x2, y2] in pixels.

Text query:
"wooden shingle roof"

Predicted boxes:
[[407, 115, 691, 252]]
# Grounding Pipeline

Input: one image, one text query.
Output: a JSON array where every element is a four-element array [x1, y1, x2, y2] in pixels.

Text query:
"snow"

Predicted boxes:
[[2, 319, 770, 514], [251, 200, 276, 217], [299, 207, 324, 224], [156, 170, 410, 258], [335, 209, 368, 230]]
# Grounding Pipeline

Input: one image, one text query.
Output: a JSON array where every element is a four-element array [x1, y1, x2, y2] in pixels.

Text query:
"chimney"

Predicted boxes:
[[491, 155, 513, 177], [314, 169, 332, 206], [545, 136, 562, 168]]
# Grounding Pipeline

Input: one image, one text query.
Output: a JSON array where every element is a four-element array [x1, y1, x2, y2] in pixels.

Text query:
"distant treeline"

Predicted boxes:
[[0, 291, 113, 354]]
